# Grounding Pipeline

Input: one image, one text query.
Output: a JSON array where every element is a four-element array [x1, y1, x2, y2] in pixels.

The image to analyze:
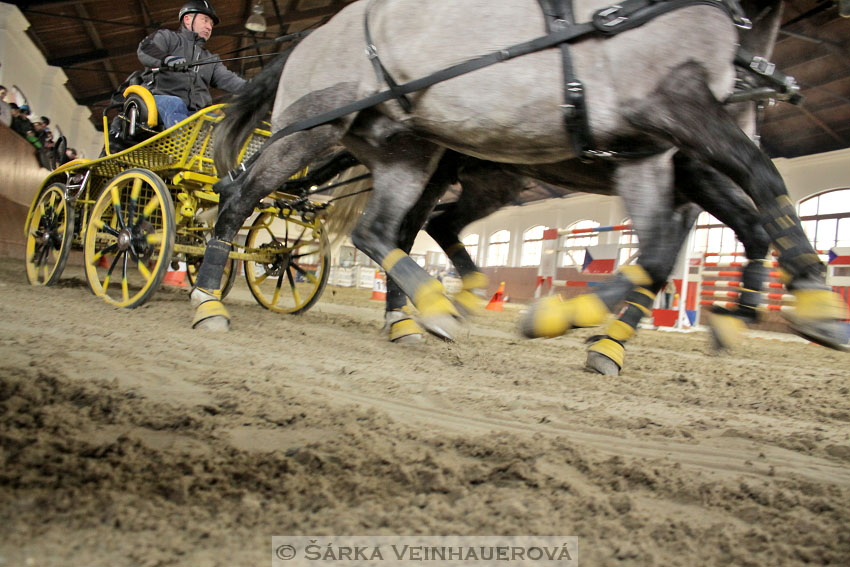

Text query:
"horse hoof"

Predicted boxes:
[[585, 350, 621, 376], [783, 289, 850, 351], [520, 294, 609, 339], [785, 316, 850, 351], [386, 314, 425, 344], [706, 310, 747, 352], [193, 315, 230, 332], [192, 298, 230, 331], [418, 313, 459, 342], [585, 336, 624, 375]]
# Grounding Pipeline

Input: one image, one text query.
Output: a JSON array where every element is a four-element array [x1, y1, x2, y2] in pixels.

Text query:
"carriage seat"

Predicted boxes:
[[103, 85, 162, 155]]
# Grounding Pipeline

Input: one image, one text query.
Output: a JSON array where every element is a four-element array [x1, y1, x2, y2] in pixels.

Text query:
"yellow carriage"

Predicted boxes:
[[24, 88, 333, 314]]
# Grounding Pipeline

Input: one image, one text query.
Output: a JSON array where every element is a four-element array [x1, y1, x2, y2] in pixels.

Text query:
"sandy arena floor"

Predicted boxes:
[[0, 257, 848, 566]]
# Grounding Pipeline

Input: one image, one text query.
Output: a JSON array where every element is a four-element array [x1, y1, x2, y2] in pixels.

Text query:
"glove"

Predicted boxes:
[[162, 55, 188, 72]]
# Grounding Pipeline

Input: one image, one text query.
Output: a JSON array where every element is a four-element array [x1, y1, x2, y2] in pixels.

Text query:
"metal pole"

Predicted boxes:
[[676, 225, 696, 329]]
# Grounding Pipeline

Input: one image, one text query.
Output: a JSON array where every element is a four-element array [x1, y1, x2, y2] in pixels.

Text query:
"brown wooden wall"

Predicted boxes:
[[0, 123, 48, 259]]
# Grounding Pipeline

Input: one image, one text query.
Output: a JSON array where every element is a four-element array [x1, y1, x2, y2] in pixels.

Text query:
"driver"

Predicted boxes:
[[137, 1, 246, 127]]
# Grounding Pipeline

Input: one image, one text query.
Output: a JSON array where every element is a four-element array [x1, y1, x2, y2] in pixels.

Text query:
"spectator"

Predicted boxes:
[[31, 116, 52, 148], [9, 103, 34, 139], [137, 1, 246, 127], [0, 85, 7, 102], [0, 96, 10, 127], [62, 147, 79, 164]]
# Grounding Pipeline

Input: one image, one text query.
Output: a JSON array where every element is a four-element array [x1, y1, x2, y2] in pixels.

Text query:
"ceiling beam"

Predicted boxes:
[[75, 3, 120, 91], [794, 104, 849, 145], [47, 4, 348, 69]]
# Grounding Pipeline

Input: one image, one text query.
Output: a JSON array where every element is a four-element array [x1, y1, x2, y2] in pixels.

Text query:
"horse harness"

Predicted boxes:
[[225, 0, 775, 183]]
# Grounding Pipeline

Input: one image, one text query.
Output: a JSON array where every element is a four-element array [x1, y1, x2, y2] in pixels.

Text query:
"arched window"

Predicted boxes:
[[462, 233, 479, 265], [560, 220, 599, 267], [521, 225, 546, 266], [486, 230, 511, 267], [799, 189, 850, 254], [8, 85, 29, 107], [691, 212, 744, 263], [618, 219, 638, 266]]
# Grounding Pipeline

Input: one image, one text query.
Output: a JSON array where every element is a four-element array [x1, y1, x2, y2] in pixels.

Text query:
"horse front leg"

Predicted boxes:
[[382, 155, 460, 343], [344, 134, 458, 340], [519, 156, 673, 344], [192, 125, 340, 330], [629, 62, 849, 350]]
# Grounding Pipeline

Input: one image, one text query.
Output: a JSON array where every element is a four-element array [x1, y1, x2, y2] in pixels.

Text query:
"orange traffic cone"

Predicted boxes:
[[371, 270, 387, 301], [163, 261, 188, 287], [486, 281, 506, 311]]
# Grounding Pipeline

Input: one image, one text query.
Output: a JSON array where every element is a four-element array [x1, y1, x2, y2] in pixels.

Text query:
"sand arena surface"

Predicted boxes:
[[0, 256, 848, 566]]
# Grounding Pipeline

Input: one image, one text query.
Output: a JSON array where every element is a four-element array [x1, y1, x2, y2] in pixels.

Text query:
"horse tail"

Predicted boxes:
[[213, 47, 294, 173], [323, 164, 373, 255]]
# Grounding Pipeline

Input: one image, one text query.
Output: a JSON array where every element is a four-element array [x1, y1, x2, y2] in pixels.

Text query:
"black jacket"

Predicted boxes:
[[137, 26, 246, 112]]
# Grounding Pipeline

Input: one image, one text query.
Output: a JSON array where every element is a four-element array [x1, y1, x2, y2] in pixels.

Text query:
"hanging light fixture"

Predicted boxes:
[[245, 1, 267, 32]]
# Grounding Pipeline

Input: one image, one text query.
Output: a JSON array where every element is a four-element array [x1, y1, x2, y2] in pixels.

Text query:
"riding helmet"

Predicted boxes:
[[178, 0, 220, 25]]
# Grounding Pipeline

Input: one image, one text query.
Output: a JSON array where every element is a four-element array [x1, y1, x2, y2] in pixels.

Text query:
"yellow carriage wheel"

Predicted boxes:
[[244, 211, 330, 314], [25, 182, 75, 286], [83, 168, 176, 308]]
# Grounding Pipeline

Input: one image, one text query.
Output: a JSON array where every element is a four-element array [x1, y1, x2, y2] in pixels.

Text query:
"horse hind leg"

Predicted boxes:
[[627, 62, 849, 351], [426, 158, 529, 316], [192, 124, 342, 331], [672, 154, 773, 350]]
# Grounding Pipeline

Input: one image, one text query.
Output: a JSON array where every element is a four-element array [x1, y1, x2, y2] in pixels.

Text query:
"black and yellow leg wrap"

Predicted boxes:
[[521, 293, 610, 338], [195, 239, 232, 290], [619, 265, 653, 286], [706, 310, 747, 351], [452, 272, 489, 315], [192, 297, 230, 329], [587, 337, 626, 370], [585, 289, 647, 370], [791, 289, 850, 320], [762, 196, 825, 282], [413, 279, 459, 318], [389, 316, 424, 342]]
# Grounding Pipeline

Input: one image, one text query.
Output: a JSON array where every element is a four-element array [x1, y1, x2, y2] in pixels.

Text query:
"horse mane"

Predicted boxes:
[[213, 49, 292, 173]]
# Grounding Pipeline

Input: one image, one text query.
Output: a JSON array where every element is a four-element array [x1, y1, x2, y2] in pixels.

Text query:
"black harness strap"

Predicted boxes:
[[364, 0, 413, 113], [223, 0, 743, 182], [538, 0, 595, 158]]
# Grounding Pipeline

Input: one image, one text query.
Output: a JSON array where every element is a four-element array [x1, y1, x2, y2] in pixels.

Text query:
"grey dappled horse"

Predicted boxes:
[[198, 0, 848, 355], [380, 0, 790, 374]]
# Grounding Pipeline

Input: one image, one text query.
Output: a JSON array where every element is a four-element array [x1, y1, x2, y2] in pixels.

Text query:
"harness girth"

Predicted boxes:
[[537, 0, 595, 158], [222, 0, 749, 184], [364, 0, 413, 113]]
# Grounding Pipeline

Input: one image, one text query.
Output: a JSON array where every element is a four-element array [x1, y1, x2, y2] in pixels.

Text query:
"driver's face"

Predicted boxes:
[[188, 13, 214, 40]]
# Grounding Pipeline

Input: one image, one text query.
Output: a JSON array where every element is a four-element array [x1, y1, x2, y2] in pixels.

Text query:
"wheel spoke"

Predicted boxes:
[[145, 232, 165, 245], [254, 270, 270, 285], [291, 261, 319, 285], [271, 269, 285, 306], [137, 259, 152, 279], [92, 217, 121, 237], [121, 252, 130, 303], [286, 266, 302, 307], [128, 177, 142, 225], [110, 186, 128, 231], [141, 194, 161, 220]]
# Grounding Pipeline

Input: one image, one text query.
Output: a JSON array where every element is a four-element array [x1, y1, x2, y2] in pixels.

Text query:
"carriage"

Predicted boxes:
[[23, 86, 346, 314]]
